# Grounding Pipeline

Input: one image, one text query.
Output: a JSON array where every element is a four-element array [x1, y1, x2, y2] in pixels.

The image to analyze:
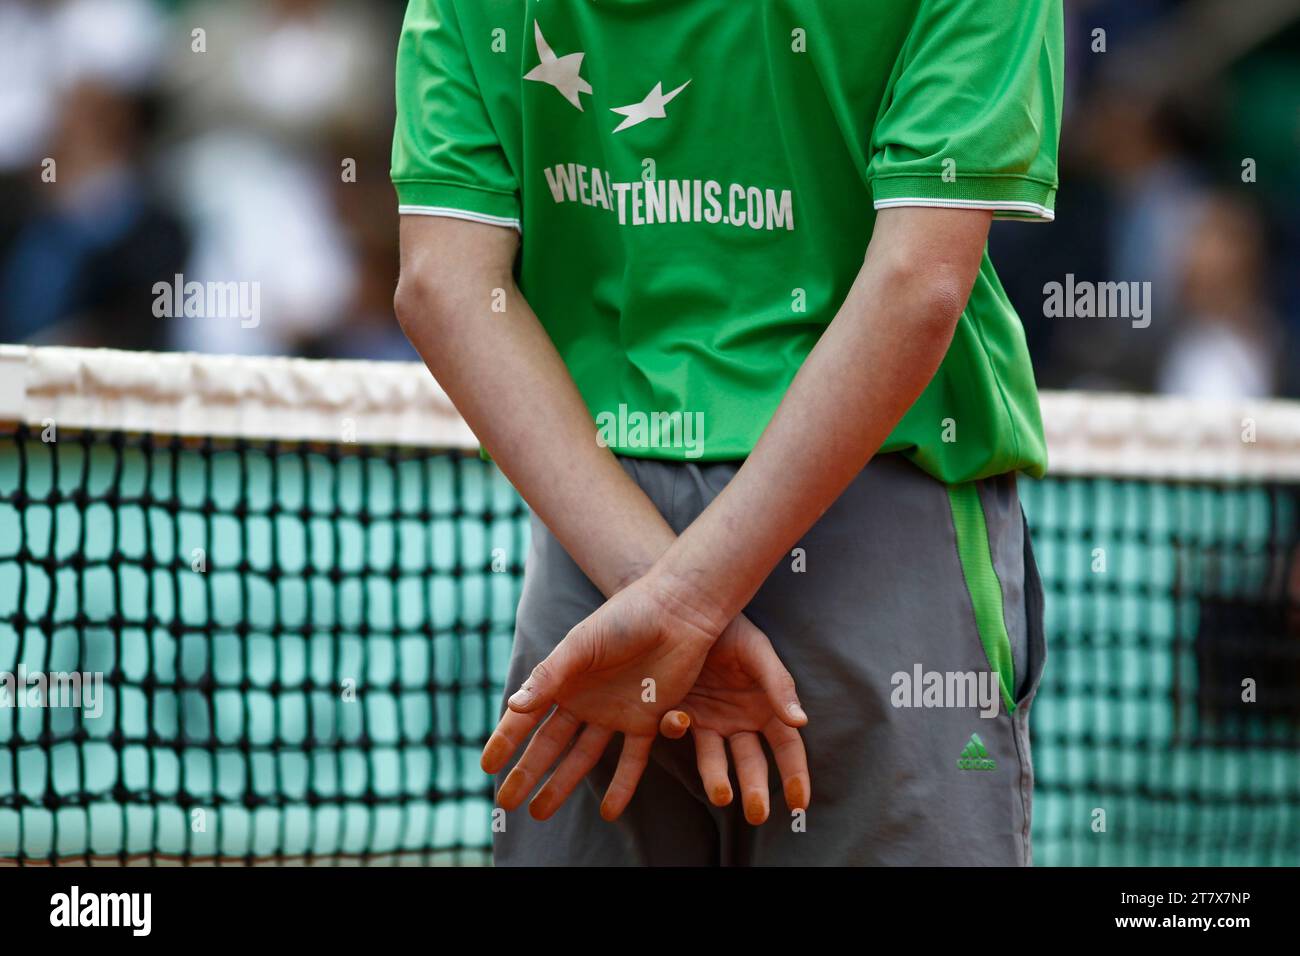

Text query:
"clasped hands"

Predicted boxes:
[[480, 569, 811, 825]]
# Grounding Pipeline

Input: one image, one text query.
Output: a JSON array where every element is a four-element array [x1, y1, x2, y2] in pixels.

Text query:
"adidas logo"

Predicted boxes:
[[957, 733, 996, 771]]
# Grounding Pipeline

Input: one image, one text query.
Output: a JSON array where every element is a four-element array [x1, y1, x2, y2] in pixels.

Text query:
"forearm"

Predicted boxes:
[[396, 218, 675, 597], [651, 208, 991, 628]]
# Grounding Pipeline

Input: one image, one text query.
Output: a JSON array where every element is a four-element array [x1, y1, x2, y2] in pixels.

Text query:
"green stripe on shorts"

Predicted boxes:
[[946, 483, 1017, 713]]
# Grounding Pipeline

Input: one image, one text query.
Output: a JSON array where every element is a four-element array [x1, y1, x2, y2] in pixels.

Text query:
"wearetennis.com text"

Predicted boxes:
[[544, 163, 796, 232]]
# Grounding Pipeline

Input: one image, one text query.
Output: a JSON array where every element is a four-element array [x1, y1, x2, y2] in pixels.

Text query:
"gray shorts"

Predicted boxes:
[[493, 453, 1047, 865]]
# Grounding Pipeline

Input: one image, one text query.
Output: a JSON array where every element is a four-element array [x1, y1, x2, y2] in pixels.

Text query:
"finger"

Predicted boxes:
[[480, 707, 545, 775], [497, 708, 581, 811], [507, 624, 596, 713], [764, 720, 811, 812], [728, 731, 770, 825], [736, 634, 807, 728], [658, 709, 691, 739], [600, 734, 654, 822], [530, 724, 614, 821], [693, 728, 732, 807]]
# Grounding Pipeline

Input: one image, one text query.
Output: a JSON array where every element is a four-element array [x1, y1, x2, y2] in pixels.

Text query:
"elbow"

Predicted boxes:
[[879, 258, 971, 342], [392, 274, 428, 337], [394, 265, 517, 342], [393, 271, 451, 341], [919, 270, 970, 337]]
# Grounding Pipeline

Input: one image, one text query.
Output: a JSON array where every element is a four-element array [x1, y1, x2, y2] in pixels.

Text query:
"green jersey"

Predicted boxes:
[[392, 0, 1063, 482]]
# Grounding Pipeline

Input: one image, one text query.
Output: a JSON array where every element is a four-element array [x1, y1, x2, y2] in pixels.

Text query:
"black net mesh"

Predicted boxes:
[[0, 425, 526, 865], [1022, 476, 1300, 865], [1, 423, 1299, 865]]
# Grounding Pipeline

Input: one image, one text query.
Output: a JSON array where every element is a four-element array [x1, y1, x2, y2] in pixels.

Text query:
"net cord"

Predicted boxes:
[[4, 346, 1300, 480]]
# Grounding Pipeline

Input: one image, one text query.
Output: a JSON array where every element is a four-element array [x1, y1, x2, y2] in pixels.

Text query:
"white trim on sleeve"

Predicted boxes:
[[873, 197, 1055, 222], [398, 205, 522, 233]]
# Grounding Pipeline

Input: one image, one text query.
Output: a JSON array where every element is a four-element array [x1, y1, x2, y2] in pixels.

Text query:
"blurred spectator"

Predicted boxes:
[[303, 136, 414, 362], [991, 2, 1299, 400], [0, 1, 57, 177], [0, 0, 165, 173], [1088, 91, 1207, 305], [1158, 195, 1282, 399], [166, 0, 388, 146], [162, 131, 356, 355], [159, 0, 396, 356], [0, 0, 187, 350], [1221, 47, 1300, 394], [1032, 91, 1209, 392]]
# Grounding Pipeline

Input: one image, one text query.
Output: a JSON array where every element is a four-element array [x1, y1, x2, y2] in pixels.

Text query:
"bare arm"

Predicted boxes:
[[397, 214, 809, 822], [646, 206, 995, 629], [394, 215, 675, 597]]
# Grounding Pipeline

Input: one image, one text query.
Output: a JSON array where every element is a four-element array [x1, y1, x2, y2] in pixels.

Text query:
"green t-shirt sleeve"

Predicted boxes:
[[867, 0, 1063, 222], [391, 0, 521, 230]]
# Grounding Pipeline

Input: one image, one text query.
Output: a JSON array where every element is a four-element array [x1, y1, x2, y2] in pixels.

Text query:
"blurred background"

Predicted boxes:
[[0, 0, 1298, 391]]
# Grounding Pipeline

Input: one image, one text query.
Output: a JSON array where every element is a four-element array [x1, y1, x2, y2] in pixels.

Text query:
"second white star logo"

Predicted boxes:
[[610, 80, 692, 134]]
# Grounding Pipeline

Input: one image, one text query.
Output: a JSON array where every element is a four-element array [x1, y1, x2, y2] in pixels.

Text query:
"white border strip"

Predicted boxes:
[[873, 197, 1055, 221], [0, 346, 478, 449], [2, 347, 1300, 479], [1040, 391, 1300, 481], [397, 205, 522, 233]]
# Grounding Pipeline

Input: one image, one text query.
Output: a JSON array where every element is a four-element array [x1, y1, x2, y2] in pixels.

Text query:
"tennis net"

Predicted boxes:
[[1, 346, 1298, 865]]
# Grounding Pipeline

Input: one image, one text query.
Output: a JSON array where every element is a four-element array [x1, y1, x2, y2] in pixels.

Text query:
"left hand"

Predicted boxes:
[[658, 615, 811, 825], [481, 573, 724, 822]]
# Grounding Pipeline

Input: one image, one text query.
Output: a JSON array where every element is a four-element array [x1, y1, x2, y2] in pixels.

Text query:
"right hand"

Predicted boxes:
[[660, 615, 810, 825]]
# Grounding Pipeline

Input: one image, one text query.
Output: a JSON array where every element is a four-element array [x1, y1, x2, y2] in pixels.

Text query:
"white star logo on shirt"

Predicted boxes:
[[523, 22, 592, 111], [610, 80, 691, 133]]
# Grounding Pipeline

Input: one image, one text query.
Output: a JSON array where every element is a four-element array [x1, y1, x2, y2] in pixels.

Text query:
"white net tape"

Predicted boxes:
[[4, 345, 1300, 480]]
